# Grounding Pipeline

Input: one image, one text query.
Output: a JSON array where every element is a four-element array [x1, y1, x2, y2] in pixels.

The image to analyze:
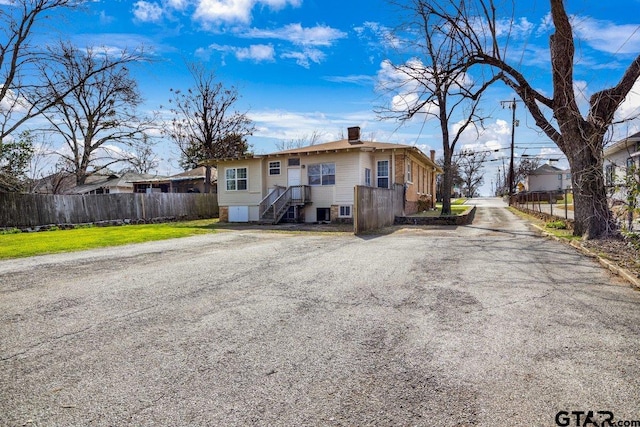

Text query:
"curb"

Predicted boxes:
[[531, 224, 640, 290]]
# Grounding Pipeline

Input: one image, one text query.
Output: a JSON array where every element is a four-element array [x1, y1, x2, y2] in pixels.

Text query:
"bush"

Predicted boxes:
[[546, 220, 567, 229], [0, 228, 22, 235], [417, 195, 433, 211]]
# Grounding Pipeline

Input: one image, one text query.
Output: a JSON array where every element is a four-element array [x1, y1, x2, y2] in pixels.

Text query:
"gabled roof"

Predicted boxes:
[[528, 164, 567, 175], [604, 131, 640, 157]]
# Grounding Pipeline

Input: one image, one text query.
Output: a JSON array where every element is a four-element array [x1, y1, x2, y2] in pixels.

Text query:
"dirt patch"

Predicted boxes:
[[582, 235, 640, 280]]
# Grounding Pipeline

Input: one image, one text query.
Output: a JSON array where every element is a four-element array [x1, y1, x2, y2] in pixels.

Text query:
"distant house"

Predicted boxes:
[[210, 126, 442, 223], [130, 167, 217, 194], [67, 172, 162, 195], [32, 172, 162, 195], [525, 164, 572, 192], [603, 131, 640, 203]]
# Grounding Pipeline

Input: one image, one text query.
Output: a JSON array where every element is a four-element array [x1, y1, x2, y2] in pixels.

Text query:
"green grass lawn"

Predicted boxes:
[[411, 202, 470, 217], [0, 219, 220, 259]]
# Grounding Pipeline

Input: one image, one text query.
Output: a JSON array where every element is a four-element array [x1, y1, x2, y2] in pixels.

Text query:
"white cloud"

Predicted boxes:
[[198, 43, 275, 63], [572, 16, 640, 55], [235, 44, 275, 62], [244, 23, 347, 47], [281, 48, 325, 68], [133, 1, 163, 23], [354, 21, 402, 50], [616, 79, 640, 123], [194, 0, 301, 24]]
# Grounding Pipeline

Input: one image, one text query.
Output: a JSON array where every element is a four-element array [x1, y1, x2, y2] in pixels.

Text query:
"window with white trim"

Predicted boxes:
[[365, 168, 371, 186], [269, 161, 281, 175], [377, 160, 389, 188], [339, 205, 352, 218], [308, 163, 335, 186], [407, 161, 413, 182], [226, 167, 248, 191]]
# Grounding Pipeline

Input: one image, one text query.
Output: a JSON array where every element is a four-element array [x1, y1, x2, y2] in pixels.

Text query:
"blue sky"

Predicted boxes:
[[23, 1, 640, 194]]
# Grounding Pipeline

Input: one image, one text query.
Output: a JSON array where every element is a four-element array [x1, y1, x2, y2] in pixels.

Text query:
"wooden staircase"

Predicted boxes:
[[259, 185, 311, 224]]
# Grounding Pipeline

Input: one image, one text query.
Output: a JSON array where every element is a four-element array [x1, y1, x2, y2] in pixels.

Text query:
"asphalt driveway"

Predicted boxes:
[[1, 198, 639, 426]]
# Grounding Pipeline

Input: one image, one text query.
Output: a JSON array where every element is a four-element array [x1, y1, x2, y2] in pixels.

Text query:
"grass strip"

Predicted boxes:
[[0, 219, 219, 259]]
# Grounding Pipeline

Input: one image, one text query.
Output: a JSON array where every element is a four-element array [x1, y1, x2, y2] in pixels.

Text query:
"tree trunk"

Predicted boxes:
[[441, 155, 453, 216], [567, 144, 614, 239], [204, 165, 212, 194]]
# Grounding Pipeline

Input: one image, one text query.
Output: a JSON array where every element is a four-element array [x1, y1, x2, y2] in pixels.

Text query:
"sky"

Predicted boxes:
[[14, 0, 640, 195]]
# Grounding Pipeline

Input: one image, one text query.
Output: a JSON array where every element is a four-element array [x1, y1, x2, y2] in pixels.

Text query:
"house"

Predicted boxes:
[[210, 127, 442, 223], [130, 166, 217, 193], [603, 131, 640, 203], [525, 164, 572, 192], [66, 172, 162, 194]]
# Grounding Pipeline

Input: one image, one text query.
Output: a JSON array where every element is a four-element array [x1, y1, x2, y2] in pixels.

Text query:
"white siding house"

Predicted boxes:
[[603, 131, 640, 204], [210, 127, 442, 224], [525, 164, 572, 192]]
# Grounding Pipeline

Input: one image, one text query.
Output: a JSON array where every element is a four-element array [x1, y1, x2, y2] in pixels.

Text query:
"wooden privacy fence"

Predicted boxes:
[[0, 193, 219, 228], [353, 184, 404, 234]]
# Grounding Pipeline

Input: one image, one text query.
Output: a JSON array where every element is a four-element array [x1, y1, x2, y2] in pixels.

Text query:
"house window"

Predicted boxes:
[[269, 161, 281, 175], [557, 174, 562, 180], [225, 167, 248, 191], [407, 162, 412, 182], [627, 158, 635, 170], [365, 168, 371, 186], [339, 205, 352, 218], [288, 158, 300, 167], [308, 163, 335, 186], [605, 164, 616, 186], [377, 160, 389, 188]]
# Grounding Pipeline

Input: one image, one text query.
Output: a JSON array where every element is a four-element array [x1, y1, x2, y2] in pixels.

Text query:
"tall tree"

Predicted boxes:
[[0, 0, 84, 140], [377, 0, 501, 215], [164, 62, 253, 193], [40, 43, 153, 185], [457, 150, 488, 197], [412, 0, 640, 238], [0, 129, 33, 191], [119, 135, 160, 175]]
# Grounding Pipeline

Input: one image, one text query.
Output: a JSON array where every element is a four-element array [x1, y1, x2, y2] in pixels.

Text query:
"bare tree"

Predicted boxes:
[[514, 157, 541, 189], [413, 0, 640, 238], [275, 130, 324, 151], [40, 43, 153, 185], [457, 150, 488, 197], [0, 0, 85, 140], [120, 135, 160, 175], [164, 62, 254, 193], [377, 0, 501, 215]]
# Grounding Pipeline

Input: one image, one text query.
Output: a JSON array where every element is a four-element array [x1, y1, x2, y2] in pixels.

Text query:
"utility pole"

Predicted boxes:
[[501, 98, 520, 204]]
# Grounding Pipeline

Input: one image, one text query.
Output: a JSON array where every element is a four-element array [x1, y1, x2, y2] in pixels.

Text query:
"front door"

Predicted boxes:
[[288, 167, 301, 200]]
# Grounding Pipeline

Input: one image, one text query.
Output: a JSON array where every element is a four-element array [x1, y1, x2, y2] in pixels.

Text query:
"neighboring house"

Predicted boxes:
[[525, 164, 572, 192], [603, 131, 640, 203], [130, 167, 217, 193], [66, 172, 162, 195], [211, 127, 442, 223]]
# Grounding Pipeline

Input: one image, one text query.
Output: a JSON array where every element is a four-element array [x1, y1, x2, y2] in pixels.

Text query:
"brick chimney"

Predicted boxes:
[[348, 126, 362, 144]]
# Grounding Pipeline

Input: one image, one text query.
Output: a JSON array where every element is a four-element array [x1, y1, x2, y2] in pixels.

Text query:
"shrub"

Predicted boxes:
[[546, 220, 567, 229]]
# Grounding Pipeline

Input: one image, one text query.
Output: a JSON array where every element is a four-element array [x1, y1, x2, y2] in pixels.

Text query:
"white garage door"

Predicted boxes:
[[228, 206, 249, 222]]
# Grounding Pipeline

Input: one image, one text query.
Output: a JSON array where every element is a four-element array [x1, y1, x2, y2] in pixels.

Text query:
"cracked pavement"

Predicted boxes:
[[1, 198, 639, 426]]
